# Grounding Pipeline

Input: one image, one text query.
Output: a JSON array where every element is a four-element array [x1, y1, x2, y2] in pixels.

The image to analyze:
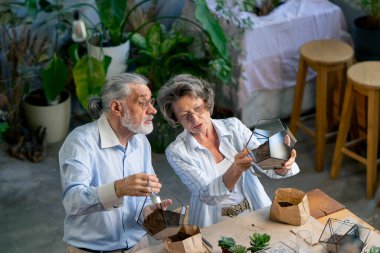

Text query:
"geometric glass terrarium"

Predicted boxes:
[[318, 218, 371, 253], [136, 195, 187, 240], [245, 119, 297, 169]]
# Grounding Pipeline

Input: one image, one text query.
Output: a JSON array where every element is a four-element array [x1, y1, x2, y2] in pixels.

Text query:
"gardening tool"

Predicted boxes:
[[148, 179, 161, 204]]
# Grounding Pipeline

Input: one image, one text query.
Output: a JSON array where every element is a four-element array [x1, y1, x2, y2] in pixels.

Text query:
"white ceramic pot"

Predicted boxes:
[[23, 90, 71, 144], [87, 39, 130, 80]]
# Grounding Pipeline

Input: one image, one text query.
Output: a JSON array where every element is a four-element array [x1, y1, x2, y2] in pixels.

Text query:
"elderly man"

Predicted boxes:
[[59, 73, 160, 253]]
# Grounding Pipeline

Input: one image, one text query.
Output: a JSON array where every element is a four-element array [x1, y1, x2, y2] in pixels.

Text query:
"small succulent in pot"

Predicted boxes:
[[230, 244, 248, 253], [247, 232, 270, 253], [218, 236, 237, 253]]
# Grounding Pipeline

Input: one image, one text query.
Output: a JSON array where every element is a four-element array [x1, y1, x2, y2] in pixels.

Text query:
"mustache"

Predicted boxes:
[[145, 115, 154, 121]]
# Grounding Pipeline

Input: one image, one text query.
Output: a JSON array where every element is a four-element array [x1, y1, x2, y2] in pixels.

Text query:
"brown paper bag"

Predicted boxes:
[[269, 188, 310, 226], [164, 225, 211, 253]]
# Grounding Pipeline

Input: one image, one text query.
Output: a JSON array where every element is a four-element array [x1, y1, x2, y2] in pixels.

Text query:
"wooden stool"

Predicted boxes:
[[330, 61, 380, 198], [290, 40, 353, 172]]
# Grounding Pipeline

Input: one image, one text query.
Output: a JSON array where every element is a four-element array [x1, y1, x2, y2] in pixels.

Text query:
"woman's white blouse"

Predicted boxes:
[[165, 117, 300, 227]]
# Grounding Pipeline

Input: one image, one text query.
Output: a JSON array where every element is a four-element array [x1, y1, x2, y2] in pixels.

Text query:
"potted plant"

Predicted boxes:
[[247, 233, 270, 253], [0, 0, 73, 160], [353, 0, 380, 60], [127, 0, 232, 152], [230, 244, 248, 253], [218, 236, 237, 253]]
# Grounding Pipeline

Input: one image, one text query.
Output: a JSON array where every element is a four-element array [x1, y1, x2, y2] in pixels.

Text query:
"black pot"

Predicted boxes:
[[353, 16, 380, 61]]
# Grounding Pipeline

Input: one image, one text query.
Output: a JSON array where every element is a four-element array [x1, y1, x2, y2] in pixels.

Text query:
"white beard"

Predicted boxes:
[[121, 106, 154, 135]]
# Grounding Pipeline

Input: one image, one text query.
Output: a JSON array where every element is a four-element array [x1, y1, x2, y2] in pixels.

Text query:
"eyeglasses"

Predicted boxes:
[[178, 104, 207, 122], [139, 98, 155, 110]]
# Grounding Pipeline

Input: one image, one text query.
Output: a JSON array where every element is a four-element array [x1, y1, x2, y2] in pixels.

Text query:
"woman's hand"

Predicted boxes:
[[232, 148, 254, 172], [274, 134, 297, 175]]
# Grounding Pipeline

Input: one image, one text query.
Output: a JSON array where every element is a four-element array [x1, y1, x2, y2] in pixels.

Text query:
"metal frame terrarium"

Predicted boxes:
[[136, 193, 187, 240], [245, 119, 297, 169], [319, 218, 371, 253]]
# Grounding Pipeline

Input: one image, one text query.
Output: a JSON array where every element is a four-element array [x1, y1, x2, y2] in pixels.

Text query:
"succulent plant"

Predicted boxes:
[[230, 244, 248, 253], [218, 236, 236, 250], [247, 232, 270, 253]]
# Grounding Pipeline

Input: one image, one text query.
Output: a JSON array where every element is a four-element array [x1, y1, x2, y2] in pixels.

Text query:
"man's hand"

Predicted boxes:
[[114, 173, 161, 198]]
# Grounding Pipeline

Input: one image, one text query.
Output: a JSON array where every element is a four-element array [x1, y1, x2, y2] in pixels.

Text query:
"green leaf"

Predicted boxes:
[[73, 56, 106, 110], [146, 24, 163, 58], [131, 33, 147, 49], [25, 0, 38, 18], [95, 0, 127, 45], [42, 54, 68, 102], [194, 0, 230, 60]]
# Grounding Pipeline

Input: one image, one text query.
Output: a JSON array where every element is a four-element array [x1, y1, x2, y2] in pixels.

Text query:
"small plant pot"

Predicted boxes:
[[221, 248, 232, 253]]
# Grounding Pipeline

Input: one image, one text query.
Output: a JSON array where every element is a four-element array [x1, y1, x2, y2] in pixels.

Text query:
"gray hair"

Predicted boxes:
[[88, 73, 149, 119], [157, 74, 214, 127]]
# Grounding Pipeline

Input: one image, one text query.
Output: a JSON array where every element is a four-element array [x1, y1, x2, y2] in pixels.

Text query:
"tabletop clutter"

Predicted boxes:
[[136, 187, 375, 253], [135, 119, 374, 253]]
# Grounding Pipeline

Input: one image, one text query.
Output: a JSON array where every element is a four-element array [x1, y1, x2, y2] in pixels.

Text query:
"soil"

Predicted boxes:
[[142, 208, 181, 235], [168, 231, 192, 242], [24, 89, 69, 106], [253, 141, 270, 162], [278, 202, 293, 207], [325, 234, 364, 253]]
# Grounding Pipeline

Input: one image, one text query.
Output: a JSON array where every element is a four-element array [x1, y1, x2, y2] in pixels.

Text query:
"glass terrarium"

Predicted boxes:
[[319, 218, 371, 253], [245, 119, 297, 169], [136, 194, 187, 240]]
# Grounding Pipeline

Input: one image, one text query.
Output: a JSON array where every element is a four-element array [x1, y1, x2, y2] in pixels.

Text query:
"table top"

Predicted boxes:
[[136, 205, 380, 253]]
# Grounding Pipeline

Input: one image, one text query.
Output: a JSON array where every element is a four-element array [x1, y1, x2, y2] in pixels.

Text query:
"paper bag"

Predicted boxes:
[[269, 188, 310, 226], [164, 225, 211, 253]]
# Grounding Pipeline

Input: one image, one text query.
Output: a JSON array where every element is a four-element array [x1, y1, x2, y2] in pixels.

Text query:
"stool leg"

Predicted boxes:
[[330, 81, 354, 179], [366, 90, 379, 198], [315, 68, 328, 172], [290, 56, 308, 134], [333, 66, 344, 124]]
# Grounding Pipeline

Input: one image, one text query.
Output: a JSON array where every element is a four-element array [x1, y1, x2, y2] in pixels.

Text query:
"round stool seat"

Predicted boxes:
[[347, 61, 380, 90], [300, 40, 353, 66]]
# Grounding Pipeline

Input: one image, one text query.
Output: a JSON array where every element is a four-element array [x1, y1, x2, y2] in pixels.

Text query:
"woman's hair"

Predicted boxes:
[[88, 73, 149, 119], [157, 74, 215, 127]]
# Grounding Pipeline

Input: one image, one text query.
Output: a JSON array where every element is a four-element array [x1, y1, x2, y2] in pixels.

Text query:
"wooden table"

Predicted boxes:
[[137, 195, 380, 253]]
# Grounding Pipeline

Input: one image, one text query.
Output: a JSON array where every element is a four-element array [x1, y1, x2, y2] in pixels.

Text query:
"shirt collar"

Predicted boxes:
[[184, 119, 232, 151], [97, 114, 121, 148]]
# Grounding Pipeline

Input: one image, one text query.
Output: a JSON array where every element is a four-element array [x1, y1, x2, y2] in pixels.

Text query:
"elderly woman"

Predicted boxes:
[[157, 74, 299, 227]]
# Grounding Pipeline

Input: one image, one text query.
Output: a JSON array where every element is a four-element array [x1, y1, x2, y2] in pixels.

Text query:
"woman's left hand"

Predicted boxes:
[[274, 134, 297, 175], [274, 148, 297, 175]]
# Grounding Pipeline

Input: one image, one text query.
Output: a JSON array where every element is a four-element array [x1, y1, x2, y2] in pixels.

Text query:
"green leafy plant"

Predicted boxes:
[[365, 246, 380, 253], [218, 236, 237, 251], [230, 244, 248, 253], [359, 0, 380, 28], [247, 233, 270, 253]]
